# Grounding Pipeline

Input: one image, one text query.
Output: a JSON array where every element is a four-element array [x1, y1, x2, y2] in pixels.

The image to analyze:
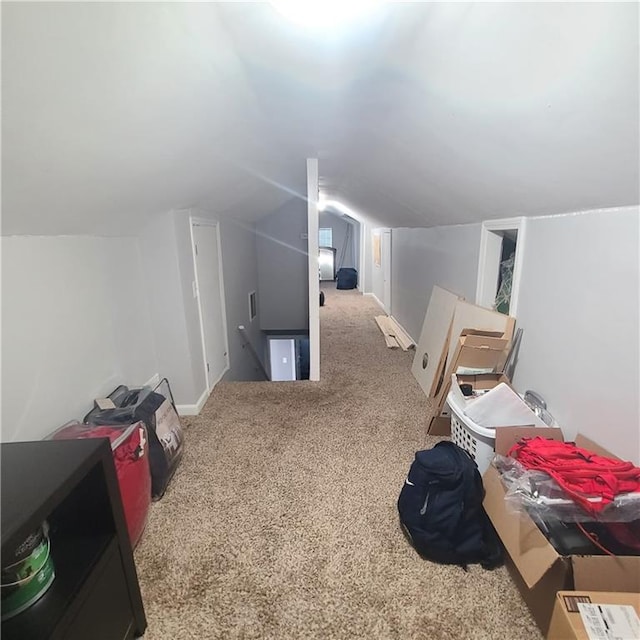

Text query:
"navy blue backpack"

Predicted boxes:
[[397, 441, 503, 569]]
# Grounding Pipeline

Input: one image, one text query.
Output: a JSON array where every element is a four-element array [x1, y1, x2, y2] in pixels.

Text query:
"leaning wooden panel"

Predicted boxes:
[[384, 334, 399, 349], [387, 317, 414, 351], [374, 316, 389, 335], [411, 286, 462, 397], [381, 317, 408, 351]]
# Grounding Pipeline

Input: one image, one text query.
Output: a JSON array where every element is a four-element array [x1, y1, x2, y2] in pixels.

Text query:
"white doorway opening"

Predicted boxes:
[[475, 217, 527, 317], [190, 217, 230, 391]]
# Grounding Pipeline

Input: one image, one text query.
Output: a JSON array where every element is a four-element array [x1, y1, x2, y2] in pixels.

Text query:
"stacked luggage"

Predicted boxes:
[[48, 378, 184, 548], [49, 421, 151, 547], [84, 379, 184, 500]]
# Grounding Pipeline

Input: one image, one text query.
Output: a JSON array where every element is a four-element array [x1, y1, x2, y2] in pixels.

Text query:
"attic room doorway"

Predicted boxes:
[[475, 217, 527, 317], [190, 217, 230, 390]]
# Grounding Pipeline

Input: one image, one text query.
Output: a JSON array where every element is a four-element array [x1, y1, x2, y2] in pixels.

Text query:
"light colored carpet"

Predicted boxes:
[[135, 283, 541, 639]]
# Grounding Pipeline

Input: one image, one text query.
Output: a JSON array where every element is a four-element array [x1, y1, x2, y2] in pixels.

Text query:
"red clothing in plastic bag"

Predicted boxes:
[[508, 436, 640, 514]]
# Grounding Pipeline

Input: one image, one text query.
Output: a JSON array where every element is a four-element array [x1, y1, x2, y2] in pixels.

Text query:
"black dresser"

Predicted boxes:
[[1, 438, 147, 639]]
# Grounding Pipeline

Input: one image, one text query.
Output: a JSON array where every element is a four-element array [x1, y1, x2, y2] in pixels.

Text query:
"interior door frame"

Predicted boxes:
[[307, 158, 320, 381], [475, 217, 527, 317], [190, 215, 230, 390], [381, 229, 392, 314]]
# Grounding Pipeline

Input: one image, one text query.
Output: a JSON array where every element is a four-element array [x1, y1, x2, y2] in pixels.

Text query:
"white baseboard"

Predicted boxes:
[[175, 365, 228, 416], [390, 315, 416, 344], [209, 365, 229, 391], [176, 387, 209, 416], [364, 292, 385, 311]]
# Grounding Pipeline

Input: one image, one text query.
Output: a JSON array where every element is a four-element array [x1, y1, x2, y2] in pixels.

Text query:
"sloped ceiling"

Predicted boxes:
[[2, 2, 638, 235]]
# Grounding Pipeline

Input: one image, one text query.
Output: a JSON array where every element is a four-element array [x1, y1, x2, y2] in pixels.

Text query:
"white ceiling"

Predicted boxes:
[[2, 2, 638, 235]]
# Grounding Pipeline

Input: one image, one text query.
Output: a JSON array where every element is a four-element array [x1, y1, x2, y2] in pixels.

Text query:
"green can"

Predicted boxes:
[[1, 524, 55, 620]]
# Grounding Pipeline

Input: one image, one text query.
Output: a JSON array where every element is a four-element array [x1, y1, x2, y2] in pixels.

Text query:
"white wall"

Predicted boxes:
[[512, 207, 639, 463], [218, 217, 267, 381], [173, 212, 210, 396], [138, 211, 203, 405], [1, 235, 157, 441], [256, 197, 309, 331], [137, 207, 271, 405], [390, 206, 640, 462], [391, 224, 482, 340]]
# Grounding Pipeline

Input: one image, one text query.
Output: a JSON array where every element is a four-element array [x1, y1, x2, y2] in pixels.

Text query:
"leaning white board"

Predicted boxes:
[[411, 286, 461, 397]]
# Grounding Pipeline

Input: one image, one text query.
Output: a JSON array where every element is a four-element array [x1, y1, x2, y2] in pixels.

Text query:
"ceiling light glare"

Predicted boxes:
[[271, 0, 381, 29]]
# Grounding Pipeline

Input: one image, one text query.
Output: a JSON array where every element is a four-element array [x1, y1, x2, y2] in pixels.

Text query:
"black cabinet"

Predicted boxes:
[[1, 439, 146, 639]]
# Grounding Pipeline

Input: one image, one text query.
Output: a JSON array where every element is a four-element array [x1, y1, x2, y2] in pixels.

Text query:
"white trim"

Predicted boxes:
[[190, 218, 210, 389], [190, 215, 219, 227], [307, 158, 320, 382], [475, 217, 527, 318], [176, 388, 209, 416], [481, 216, 526, 232], [390, 315, 416, 344], [364, 292, 385, 311], [358, 221, 366, 293], [176, 364, 228, 416], [380, 229, 392, 315], [215, 223, 231, 383], [190, 217, 231, 391]]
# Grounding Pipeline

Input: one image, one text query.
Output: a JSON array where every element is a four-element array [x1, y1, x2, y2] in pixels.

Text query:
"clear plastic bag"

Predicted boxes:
[[493, 455, 640, 523]]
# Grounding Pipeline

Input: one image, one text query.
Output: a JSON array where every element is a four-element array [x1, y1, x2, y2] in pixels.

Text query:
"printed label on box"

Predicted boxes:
[[578, 603, 640, 640]]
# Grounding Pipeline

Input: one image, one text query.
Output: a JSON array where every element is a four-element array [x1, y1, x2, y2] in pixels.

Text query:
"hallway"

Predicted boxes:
[[134, 285, 540, 639]]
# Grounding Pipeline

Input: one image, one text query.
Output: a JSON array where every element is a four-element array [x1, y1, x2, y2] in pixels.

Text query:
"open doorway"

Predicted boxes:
[[475, 217, 527, 317], [318, 213, 361, 283], [190, 217, 230, 390]]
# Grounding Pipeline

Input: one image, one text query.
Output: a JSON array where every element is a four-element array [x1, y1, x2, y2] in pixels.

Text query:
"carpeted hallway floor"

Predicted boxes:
[[135, 284, 541, 639]]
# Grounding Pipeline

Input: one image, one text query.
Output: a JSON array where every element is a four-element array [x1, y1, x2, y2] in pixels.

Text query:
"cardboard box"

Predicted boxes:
[[548, 591, 640, 640], [483, 427, 640, 635], [427, 372, 511, 435], [427, 416, 451, 436], [425, 328, 512, 435], [431, 331, 510, 400]]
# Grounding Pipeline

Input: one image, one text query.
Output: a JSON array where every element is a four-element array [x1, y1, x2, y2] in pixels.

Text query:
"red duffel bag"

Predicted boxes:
[[49, 421, 151, 547]]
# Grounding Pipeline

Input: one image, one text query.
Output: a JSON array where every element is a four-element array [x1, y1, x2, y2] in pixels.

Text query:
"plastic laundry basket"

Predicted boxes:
[[446, 391, 498, 474]]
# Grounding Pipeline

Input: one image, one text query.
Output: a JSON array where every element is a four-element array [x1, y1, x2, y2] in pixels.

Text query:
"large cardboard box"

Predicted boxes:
[[431, 332, 509, 399], [425, 325, 513, 436], [412, 288, 514, 401], [427, 371, 512, 435], [483, 427, 640, 635], [548, 591, 640, 640]]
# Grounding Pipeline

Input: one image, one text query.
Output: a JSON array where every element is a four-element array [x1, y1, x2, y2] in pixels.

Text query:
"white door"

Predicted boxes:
[[382, 230, 392, 314], [192, 222, 228, 390]]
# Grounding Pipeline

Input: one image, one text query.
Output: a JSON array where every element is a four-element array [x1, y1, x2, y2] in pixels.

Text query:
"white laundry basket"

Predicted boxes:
[[446, 390, 498, 474]]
